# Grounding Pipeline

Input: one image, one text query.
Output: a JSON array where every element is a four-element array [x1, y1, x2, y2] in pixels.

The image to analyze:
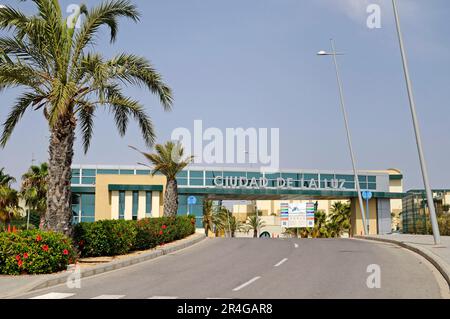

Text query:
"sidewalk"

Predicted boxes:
[[0, 233, 206, 299], [357, 234, 450, 288]]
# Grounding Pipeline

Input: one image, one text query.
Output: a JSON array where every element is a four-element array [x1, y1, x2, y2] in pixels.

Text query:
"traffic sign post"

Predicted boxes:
[[361, 191, 373, 234], [187, 196, 197, 216]]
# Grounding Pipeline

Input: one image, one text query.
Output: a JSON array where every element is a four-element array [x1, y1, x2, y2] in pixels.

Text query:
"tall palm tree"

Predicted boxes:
[[0, 0, 172, 236], [131, 141, 194, 217], [202, 199, 213, 236], [0, 168, 16, 187], [246, 213, 266, 238], [20, 163, 49, 229], [0, 185, 21, 227]]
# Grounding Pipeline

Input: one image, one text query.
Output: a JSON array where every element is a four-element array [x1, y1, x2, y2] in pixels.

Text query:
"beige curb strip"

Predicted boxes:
[[3, 233, 206, 298], [355, 236, 450, 289]]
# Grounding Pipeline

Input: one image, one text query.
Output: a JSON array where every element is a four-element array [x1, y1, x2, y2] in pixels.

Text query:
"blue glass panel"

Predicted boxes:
[[81, 177, 96, 185], [303, 174, 319, 180], [189, 171, 204, 178], [120, 169, 134, 175], [335, 175, 354, 181], [177, 171, 188, 178], [71, 177, 80, 185], [119, 191, 125, 220], [177, 178, 188, 186], [97, 169, 119, 175], [145, 191, 152, 216], [189, 179, 204, 186], [205, 171, 222, 178], [223, 171, 246, 178], [247, 172, 263, 179], [82, 169, 96, 176], [136, 170, 152, 175], [368, 176, 376, 183], [281, 173, 301, 180], [72, 169, 80, 176], [132, 191, 138, 220], [80, 194, 95, 223]]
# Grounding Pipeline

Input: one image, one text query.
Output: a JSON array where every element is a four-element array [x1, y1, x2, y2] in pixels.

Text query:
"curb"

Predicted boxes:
[[4, 233, 206, 298], [355, 236, 450, 289]]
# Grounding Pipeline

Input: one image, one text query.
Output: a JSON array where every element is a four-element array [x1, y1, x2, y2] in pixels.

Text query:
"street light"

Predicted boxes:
[[245, 150, 259, 237], [317, 39, 368, 236], [391, 0, 441, 244]]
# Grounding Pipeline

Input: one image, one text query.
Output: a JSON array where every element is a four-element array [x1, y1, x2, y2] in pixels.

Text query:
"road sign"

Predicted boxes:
[[362, 191, 373, 200], [187, 196, 197, 205]]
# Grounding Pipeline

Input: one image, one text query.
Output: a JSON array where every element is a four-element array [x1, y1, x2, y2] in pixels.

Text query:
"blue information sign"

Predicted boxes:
[[187, 196, 197, 205]]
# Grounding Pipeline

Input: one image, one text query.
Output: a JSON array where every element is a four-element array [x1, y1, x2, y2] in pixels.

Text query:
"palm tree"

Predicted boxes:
[[246, 213, 266, 238], [131, 141, 194, 217], [0, 0, 173, 236], [311, 210, 329, 238], [0, 185, 21, 227], [212, 207, 244, 238], [0, 168, 16, 187], [329, 201, 351, 238], [202, 200, 214, 236], [20, 163, 49, 229]]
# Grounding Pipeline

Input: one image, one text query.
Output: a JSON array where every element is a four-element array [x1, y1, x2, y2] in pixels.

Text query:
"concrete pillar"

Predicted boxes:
[[124, 191, 133, 220], [152, 191, 161, 218], [111, 191, 119, 220], [138, 191, 146, 220], [351, 197, 378, 236]]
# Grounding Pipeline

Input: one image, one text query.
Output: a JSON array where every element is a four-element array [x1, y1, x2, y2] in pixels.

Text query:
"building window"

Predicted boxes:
[[119, 191, 125, 220], [72, 193, 95, 223], [132, 191, 139, 220], [80, 194, 95, 223], [146, 191, 152, 217]]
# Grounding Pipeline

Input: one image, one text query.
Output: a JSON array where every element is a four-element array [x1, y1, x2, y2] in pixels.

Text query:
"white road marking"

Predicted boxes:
[[148, 296, 178, 299], [274, 258, 288, 267], [91, 295, 125, 299], [30, 293, 75, 299], [294, 243, 299, 248], [232, 276, 261, 292]]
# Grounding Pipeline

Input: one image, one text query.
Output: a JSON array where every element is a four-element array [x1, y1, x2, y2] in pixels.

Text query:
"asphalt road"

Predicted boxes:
[[16, 238, 445, 299]]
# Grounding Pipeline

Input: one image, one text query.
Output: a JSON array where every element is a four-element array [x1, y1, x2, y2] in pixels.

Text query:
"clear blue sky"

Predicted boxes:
[[0, 0, 449, 191]]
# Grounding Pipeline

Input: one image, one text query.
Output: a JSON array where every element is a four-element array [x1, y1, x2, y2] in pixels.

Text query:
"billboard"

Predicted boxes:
[[281, 203, 315, 228]]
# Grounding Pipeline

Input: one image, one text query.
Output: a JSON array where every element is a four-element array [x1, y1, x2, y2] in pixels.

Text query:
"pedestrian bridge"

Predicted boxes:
[[71, 165, 404, 236]]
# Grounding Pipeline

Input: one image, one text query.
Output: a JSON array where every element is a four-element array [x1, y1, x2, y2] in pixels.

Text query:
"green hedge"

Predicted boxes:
[[75, 216, 196, 258], [0, 230, 77, 275]]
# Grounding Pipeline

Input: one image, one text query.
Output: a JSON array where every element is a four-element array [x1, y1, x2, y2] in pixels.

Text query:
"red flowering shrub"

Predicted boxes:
[[73, 216, 196, 258], [130, 216, 196, 252], [0, 230, 77, 275]]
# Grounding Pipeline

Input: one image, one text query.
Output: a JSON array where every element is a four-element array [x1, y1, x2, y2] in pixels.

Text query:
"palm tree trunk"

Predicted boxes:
[[253, 229, 257, 238], [45, 115, 76, 237], [164, 179, 178, 217]]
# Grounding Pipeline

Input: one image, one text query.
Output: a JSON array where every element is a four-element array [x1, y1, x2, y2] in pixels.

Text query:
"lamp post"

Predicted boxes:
[[245, 150, 259, 237], [392, 0, 440, 244], [318, 39, 368, 235]]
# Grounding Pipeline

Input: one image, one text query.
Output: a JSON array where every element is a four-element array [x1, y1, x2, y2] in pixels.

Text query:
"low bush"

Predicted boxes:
[[75, 216, 196, 257], [74, 219, 137, 257], [0, 230, 77, 275]]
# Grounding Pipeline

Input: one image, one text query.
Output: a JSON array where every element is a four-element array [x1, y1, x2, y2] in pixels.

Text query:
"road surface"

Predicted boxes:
[[15, 238, 446, 299]]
